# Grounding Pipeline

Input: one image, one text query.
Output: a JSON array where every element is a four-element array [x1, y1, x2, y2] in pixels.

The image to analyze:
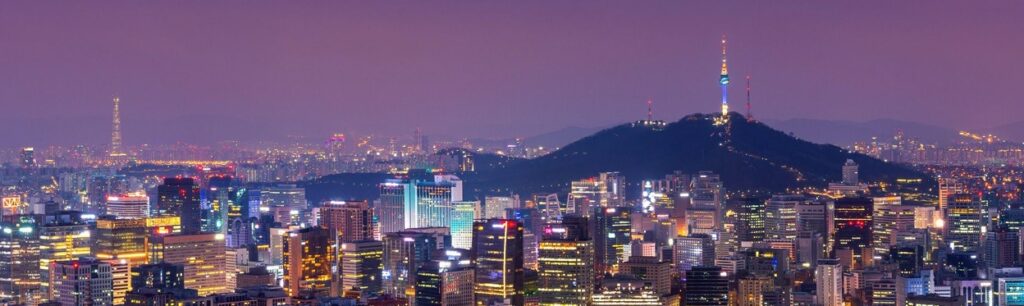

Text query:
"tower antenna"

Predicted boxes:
[[647, 98, 653, 121], [717, 34, 730, 124], [746, 75, 752, 121]]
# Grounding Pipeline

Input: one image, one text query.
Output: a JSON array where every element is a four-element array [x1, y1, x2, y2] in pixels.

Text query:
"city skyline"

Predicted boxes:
[[2, 1, 1023, 146]]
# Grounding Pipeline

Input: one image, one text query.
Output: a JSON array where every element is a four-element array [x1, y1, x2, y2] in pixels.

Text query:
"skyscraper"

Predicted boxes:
[[765, 194, 802, 241], [49, 258, 114, 305], [110, 95, 125, 158], [105, 193, 149, 219], [156, 178, 201, 234], [473, 219, 525, 306], [736, 198, 766, 243], [93, 217, 149, 268], [339, 240, 383, 297], [158, 233, 227, 296], [415, 249, 475, 306], [945, 193, 985, 254], [319, 200, 374, 243], [816, 259, 843, 306], [39, 211, 91, 298], [594, 206, 632, 275], [0, 216, 41, 304], [832, 197, 873, 261], [842, 159, 859, 185], [537, 217, 593, 305], [283, 227, 334, 298], [451, 201, 480, 250], [674, 234, 716, 275], [382, 230, 439, 298], [684, 266, 729, 306]]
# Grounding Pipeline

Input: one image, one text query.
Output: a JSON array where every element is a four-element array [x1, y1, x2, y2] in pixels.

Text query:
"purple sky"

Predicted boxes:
[[1, 1, 1022, 146]]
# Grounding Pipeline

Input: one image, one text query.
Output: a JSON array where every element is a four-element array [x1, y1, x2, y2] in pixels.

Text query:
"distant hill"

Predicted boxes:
[[467, 125, 609, 150], [767, 118, 956, 146], [304, 113, 931, 203]]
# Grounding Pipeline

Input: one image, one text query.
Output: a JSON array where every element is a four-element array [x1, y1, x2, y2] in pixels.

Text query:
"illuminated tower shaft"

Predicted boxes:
[[719, 36, 730, 117], [111, 96, 122, 156]]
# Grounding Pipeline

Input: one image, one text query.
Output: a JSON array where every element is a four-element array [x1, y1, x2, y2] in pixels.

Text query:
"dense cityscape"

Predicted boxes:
[[4, 2, 1024, 306]]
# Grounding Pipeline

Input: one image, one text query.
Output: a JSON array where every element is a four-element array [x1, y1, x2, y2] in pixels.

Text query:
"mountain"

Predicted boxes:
[[467, 125, 610, 150], [304, 113, 931, 203], [985, 121, 1024, 142], [767, 118, 957, 146]]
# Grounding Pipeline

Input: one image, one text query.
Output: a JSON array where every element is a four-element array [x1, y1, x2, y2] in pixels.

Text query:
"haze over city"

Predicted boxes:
[[3, 1, 1023, 146]]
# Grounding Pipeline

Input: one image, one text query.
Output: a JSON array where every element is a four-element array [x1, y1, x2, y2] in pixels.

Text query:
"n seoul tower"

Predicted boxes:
[[719, 35, 730, 123]]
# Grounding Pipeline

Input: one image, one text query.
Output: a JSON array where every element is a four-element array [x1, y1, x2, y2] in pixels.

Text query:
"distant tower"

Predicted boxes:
[[719, 35, 730, 120], [842, 159, 859, 185], [746, 75, 753, 121], [110, 96, 124, 157], [647, 98, 653, 121]]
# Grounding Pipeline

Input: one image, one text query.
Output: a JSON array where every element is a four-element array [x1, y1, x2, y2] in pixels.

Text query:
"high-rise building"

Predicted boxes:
[[104, 258, 131, 305], [484, 196, 518, 219], [594, 206, 632, 276], [283, 227, 334, 298], [737, 275, 773, 306], [945, 193, 985, 253], [620, 255, 672, 296], [109, 95, 125, 158], [260, 184, 307, 211], [832, 197, 873, 260], [674, 234, 716, 275], [39, 211, 91, 298], [816, 259, 843, 306], [158, 233, 227, 296], [49, 257, 114, 305], [130, 262, 185, 292], [765, 194, 802, 241], [379, 176, 463, 234], [379, 179, 413, 234], [842, 159, 859, 185], [414, 249, 474, 306], [0, 216, 41, 303], [567, 172, 625, 218], [105, 193, 149, 219], [450, 201, 480, 250], [684, 266, 729, 306], [339, 240, 383, 297], [937, 177, 966, 212], [795, 200, 828, 237], [20, 147, 35, 168], [533, 193, 565, 222], [93, 217, 149, 266], [871, 203, 915, 257], [736, 198, 766, 243], [537, 217, 593, 305], [156, 178, 201, 234], [473, 219, 525, 306], [319, 200, 373, 243], [382, 230, 439, 298]]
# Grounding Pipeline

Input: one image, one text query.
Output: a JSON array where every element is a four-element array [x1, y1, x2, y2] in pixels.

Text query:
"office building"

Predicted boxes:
[[382, 230, 439, 298], [339, 240, 383, 297], [156, 178, 201, 234], [319, 200, 374, 243], [537, 217, 593, 305], [283, 227, 334, 298], [473, 219, 524, 306], [450, 201, 480, 250], [105, 193, 149, 219], [39, 211, 91, 298], [159, 233, 228, 296], [0, 216, 41, 303], [49, 258, 113, 306], [684, 266, 728, 306]]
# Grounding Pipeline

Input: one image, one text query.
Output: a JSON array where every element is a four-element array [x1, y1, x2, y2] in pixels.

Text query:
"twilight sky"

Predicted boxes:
[[1, 1, 1022, 146]]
